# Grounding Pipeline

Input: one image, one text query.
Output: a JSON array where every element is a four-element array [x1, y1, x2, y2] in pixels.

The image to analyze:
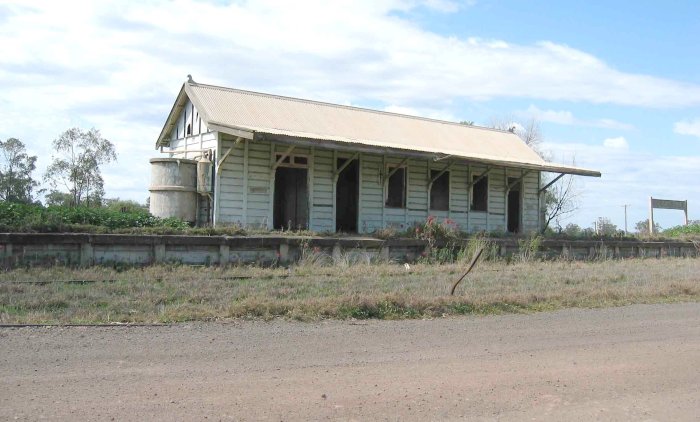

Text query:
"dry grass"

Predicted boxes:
[[0, 258, 698, 324]]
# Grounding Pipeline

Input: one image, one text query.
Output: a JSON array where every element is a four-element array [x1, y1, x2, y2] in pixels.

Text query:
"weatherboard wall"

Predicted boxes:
[[206, 137, 541, 234]]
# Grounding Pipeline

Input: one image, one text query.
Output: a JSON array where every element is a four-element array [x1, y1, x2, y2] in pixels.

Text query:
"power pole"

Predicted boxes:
[[621, 204, 630, 234]]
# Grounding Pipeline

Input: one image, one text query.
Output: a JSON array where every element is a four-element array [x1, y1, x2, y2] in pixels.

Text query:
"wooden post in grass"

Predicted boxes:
[[450, 247, 484, 296]]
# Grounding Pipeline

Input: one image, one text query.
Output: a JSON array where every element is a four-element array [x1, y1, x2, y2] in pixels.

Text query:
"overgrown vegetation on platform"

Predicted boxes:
[[663, 223, 700, 239], [0, 202, 188, 233], [1, 257, 697, 324]]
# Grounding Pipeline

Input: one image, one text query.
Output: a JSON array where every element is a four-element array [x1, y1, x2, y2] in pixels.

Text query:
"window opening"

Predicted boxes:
[[275, 153, 308, 168], [275, 154, 291, 164], [182, 107, 187, 138], [471, 175, 488, 211], [385, 166, 406, 208], [430, 170, 449, 211]]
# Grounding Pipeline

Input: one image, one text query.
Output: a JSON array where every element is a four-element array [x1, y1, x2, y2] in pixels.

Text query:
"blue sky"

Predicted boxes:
[[1, 0, 698, 230]]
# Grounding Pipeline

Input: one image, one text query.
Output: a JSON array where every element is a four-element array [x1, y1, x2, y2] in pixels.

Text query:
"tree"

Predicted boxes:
[[635, 219, 661, 235], [103, 198, 148, 213], [594, 217, 618, 236], [563, 223, 582, 237], [542, 168, 579, 232], [489, 116, 543, 154], [0, 138, 38, 203], [44, 191, 75, 207], [44, 128, 117, 207]]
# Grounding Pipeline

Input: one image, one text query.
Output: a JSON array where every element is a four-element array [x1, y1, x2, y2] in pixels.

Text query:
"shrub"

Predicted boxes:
[[414, 216, 460, 246], [517, 234, 542, 262], [0, 201, 189, 232], [663, 223, 700, 239]]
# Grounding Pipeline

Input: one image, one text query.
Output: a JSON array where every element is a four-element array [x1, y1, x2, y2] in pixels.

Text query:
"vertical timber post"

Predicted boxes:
[[649, 196, 654, 235], [242, 139, 249, 227]]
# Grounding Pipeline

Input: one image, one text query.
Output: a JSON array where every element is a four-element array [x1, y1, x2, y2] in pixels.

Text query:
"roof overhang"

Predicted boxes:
[[211, 123, 600, 177], [156, 84, 187, 148]]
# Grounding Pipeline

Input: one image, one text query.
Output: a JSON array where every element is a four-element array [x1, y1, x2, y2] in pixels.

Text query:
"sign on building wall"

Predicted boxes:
[[649, 197, 688, 234]]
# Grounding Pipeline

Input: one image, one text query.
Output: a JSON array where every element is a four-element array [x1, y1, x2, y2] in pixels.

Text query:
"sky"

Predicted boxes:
[[1, 0, 699, 231]]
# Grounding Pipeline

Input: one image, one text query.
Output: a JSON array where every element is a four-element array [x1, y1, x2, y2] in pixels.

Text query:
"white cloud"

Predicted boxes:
[[383, 104, 457, 121], [673, 118, 700, 138], [596, 118, 635, 131], [420, 0, 466, 13], [524, 106, 575, 125], [603, 137, 629, 149], [542, 141, 700, 230], [0, 0, 696, 202], [524, 106, 634, 130]]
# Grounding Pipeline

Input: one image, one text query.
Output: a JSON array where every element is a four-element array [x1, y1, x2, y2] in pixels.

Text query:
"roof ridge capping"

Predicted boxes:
[[185, 78, 515, 135]]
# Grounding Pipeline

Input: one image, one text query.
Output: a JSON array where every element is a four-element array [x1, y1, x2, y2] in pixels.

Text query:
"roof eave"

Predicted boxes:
[[155, 83, 188, 148], [210, 125, 601, 177]]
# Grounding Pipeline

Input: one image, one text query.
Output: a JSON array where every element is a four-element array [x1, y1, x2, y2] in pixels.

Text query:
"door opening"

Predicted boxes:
[[273, 167, 308, 230], [507, 178, 521, 233], [335, 158, 359, 232]]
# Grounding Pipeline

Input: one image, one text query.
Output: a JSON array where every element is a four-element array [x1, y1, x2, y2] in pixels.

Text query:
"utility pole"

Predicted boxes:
[[621, 204, 630, 234]]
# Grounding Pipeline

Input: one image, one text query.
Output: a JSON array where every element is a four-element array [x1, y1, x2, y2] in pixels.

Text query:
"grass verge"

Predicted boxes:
[[0, 258, 698, 324]]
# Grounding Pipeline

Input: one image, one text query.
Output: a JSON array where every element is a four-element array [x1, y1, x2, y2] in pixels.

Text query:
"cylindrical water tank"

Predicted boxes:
[[149, 158, 198, 223]]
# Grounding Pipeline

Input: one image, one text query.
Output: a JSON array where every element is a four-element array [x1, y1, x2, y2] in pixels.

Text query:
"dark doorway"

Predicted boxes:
[[274, 167, 308, 230], [507, 178, 521, 233], [335, 158, 359, 232]]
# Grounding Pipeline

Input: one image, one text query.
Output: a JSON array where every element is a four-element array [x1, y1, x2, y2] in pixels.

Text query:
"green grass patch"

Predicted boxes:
[[0, 259, 698, 324]]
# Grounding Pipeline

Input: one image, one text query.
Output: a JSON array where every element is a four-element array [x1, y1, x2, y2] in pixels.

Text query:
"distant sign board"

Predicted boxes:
[[649, 197, 688, 234], [650, 199, 686, 211]]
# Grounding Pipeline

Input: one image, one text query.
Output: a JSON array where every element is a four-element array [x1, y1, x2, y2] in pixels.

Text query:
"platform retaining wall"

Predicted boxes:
[[0, 233, 696, 267]]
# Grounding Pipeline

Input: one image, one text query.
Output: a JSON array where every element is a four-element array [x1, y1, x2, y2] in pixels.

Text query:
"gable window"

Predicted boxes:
[[430, 170, 449, 211], [385, 166, 406, 208], [471, 175, 488, 212], [182, 107, 187, 137]]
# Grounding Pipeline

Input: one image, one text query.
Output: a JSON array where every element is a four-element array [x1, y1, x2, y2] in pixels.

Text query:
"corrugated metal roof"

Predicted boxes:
[[158, 80, 600, 177]]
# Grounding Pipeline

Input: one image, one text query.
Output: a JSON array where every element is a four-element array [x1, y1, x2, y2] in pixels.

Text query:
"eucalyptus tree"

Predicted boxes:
[[0, 137, 39, 203], [44, 128, 117, 207]]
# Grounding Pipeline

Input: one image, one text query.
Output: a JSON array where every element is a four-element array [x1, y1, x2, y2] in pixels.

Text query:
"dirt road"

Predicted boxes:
[[2, 303, 699, 421]]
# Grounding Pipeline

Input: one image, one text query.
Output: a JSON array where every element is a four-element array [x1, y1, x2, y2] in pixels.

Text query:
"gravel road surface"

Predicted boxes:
[[1, 303, 699, 421]]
